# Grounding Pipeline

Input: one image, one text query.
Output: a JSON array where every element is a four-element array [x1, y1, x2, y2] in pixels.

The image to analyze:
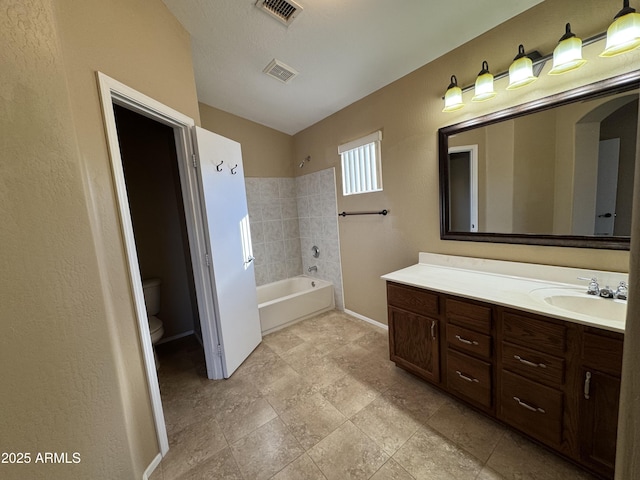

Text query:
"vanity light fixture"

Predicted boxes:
[[549, 23, 587, 75], [507, 45, 538, 90], [472, 61, 497, 102], [601, 0, 640, 57], [442, 75, 464, 112]]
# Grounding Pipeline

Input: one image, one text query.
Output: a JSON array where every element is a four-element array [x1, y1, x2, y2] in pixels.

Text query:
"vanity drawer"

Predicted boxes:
[[447, 323, 491, 359], [502, 341, 565, 386], [446, 350, 492, 409], [387, 282, 439, 317], [502, 311, 566, 356], [445, 298, 492, 334], [499, 370, 564, 447]]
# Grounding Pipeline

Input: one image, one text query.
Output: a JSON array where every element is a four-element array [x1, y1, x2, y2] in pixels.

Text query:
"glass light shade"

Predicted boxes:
[[443, 75, 464, 112], [507, 45, 537, 90], [472, 61, 496, 102], [601, 9, 640, 57], [549, 25, 586, 75]]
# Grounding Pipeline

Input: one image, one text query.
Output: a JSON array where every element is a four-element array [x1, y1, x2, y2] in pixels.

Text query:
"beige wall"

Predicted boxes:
[[199, 103, 294, 178], [293, 0, 640, 325], [1, 0, 200, 478]]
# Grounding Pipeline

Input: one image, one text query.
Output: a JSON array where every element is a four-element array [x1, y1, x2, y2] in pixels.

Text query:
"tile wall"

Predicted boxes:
[[296, 168, 344, 310], [245, 168, 344, 310]]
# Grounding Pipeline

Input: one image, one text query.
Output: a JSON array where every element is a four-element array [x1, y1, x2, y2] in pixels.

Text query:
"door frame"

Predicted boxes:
[[448, 144, 479, 232], [96, 72, 224, 455]]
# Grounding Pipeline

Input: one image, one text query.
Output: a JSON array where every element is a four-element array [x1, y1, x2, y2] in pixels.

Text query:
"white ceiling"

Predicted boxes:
[[162, 0, 543, 135]]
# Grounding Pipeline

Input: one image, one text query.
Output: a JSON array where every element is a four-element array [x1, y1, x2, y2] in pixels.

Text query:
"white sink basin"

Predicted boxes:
[[529, 287, 627, 323]]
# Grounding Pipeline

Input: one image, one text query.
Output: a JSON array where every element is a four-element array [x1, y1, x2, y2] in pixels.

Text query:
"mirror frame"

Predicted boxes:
[[439, 69, 640, 251]]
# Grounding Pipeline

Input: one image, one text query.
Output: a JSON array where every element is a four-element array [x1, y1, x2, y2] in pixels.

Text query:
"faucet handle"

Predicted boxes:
[[615, 281, 628, 300], [577, 277, 600, 295]]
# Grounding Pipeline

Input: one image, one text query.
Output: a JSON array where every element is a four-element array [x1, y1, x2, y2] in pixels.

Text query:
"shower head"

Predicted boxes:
[[299, 155, 311, 168]]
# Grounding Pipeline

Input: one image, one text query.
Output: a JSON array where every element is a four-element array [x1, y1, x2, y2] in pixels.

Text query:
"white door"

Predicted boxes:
[[594, 138, 620, 236], [194, 126, 262, 378]]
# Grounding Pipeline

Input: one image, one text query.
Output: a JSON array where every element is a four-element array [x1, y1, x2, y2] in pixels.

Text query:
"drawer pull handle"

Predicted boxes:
[[456, 335, 479, 346], [513, 355, 547, 369], [584, 371, 592, 400], [455, 370, 479, 383], [430, 320, 437, 339], [513, 396, 546, 414]]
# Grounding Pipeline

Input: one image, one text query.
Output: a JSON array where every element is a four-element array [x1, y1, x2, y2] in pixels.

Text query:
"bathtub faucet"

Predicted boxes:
[[308, 265, 318, 273]]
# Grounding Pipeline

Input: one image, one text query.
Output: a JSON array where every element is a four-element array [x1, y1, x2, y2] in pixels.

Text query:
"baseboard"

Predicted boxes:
[[142, 453, 162, 480], [155, 329, 195, 345], [344, 309, 388, 331]]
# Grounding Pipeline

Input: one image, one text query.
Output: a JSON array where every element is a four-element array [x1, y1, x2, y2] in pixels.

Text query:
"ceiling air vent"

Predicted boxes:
[[256, 0, 303, 26], [263, 59, 298, 84]]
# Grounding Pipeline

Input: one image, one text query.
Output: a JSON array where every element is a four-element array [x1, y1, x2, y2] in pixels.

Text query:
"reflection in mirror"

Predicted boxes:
[[439, 71, 640, 250]]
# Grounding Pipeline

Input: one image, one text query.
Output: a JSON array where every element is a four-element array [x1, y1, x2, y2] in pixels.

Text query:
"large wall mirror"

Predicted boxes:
[[439, 70, 640, 250]]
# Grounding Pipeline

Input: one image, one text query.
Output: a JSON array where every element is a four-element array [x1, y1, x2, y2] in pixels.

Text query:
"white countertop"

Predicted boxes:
[[382, 253, 627, 334]]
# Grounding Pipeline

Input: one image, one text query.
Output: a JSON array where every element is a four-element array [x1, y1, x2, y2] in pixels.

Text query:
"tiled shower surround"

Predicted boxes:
[[245, 168, 344, 310]]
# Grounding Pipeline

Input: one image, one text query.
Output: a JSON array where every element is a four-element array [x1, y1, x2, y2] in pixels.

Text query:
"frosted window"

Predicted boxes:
[[338, 131, 382, 196]]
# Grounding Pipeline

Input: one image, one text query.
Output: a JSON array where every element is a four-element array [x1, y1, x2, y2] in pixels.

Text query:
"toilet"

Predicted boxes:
[[142, 278, 165, 369]]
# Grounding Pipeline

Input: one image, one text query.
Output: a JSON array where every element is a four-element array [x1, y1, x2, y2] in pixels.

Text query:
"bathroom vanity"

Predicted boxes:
[[383, 254, 626, 480]]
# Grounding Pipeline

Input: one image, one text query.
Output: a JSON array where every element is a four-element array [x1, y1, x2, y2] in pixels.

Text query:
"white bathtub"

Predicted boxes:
[[257, 276, 335, 334]]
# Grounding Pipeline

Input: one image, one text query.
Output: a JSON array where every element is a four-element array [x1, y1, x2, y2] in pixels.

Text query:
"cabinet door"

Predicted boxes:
[[388, 306, 440, 383], [579, 368, 621, 478]]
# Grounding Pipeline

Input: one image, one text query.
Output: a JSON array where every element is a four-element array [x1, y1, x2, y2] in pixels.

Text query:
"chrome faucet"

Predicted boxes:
[[308, 265, 317, 273], [578, 277, 600, 296], [578, 277, 629, 300], [599, 285, 614, 298], [615, 281, 628, 300]]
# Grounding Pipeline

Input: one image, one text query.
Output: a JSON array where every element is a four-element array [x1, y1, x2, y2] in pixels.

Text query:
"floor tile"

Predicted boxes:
[[261, 371, 319, 414], [381, 372, 448, 425], [351, 396, 422, 455], [320, 374, 379, 418], [197, 376, 278, 442], [230, 417, 305, 480], [153, 312, 594, 480], [369, 459, 415, 480], [271, 453, 326, 480], [486, 431, 597, 480], [288, 355, 347, 389], [175, 447, 243, 480], [308, 421, 389, 480], [280, 393, 346, 449], [353, 329, 391, 360], [161, 415, 228, 479], [427, 400, 506, 462], [263, 329, 306, 356], [393, 426, 483, 480], [280, 341, 326, 369]]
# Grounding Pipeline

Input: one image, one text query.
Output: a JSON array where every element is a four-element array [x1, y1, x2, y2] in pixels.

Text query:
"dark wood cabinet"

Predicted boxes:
[[578, 329, 624, 479], [386, 281, 624, 480], [387, 283, 441, 383], [388, 306, 440, 383]]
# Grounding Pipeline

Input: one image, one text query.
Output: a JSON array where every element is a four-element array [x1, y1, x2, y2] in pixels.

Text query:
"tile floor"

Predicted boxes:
[[149, 311, 595, 480]]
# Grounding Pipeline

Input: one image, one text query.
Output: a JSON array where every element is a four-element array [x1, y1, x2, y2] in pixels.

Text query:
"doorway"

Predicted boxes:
[[448, 145, 479, 232], [97, 73, 263, 459], [113, 105, 202, 347]]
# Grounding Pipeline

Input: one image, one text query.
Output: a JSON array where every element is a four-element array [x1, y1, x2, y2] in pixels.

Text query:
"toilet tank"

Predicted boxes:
[[142, 278, 161, 316]]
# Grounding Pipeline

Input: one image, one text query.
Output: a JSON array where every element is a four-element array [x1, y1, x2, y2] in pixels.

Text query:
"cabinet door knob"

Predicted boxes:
[[584, 371, 592, 400]]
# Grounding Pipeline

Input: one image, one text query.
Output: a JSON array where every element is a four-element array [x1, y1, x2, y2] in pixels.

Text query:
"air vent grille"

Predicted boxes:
[[263, 59, 298, 83], [256, 0, 303, 26]]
